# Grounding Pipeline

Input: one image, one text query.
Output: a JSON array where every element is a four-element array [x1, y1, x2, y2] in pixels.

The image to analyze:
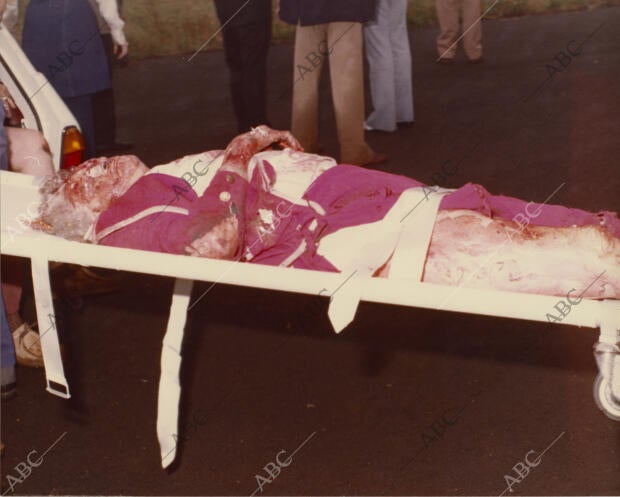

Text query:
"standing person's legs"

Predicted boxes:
[[239, 17, 272, 131], [389, 0, 414, 124], [327, 22, 375, 164], [435, 0, 460, 60], [291, 24, 327, 153], [462, 0, 483, 61], [1, 256, 43, 368], [1, 287, 15, 361], [222, 26, 247, 133], [1, 286, 16, 399], [64, 95, 96, 159], [364, 0, 398, 132], [1, 256, 24, 331], [0, 118, 15, 398], [92, 33, 117, 150]]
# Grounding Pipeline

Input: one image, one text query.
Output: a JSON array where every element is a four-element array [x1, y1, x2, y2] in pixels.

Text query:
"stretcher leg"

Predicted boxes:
[[593, 300, 620, 421], [30, 255, 70, 398], [157, 277, 193, 469]]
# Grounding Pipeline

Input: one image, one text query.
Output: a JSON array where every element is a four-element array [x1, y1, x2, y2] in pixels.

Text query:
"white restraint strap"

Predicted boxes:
[[30, 255, 70, 398], [390, 187, 451, 280], [158, 278, 193, 469], [327, 187, 451, 333]]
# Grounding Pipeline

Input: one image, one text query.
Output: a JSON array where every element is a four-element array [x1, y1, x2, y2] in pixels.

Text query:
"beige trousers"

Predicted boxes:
[[435, 0, 483, 60], [291, 22, 375, 165]]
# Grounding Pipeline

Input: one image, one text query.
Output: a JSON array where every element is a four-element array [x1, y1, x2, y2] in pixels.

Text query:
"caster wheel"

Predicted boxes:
[[593, 374, 620, 422]]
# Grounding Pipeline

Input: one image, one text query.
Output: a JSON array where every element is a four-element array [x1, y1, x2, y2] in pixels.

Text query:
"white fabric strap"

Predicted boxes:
[[158, 278, 193, 469], [327, 268, 372, 334], [30, 256, 70, 398], [326, 187, 451, 333], [390, 187, 451, 281]]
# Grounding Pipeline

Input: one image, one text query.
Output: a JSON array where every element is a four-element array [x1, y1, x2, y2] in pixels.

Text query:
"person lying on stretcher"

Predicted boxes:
[[32, 126, 620, 299]]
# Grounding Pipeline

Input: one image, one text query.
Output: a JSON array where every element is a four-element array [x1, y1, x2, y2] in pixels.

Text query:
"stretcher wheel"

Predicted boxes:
[[593, 374, 620, 422]]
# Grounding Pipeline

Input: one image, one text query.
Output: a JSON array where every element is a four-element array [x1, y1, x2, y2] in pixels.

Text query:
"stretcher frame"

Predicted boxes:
[[2, 170, 619, 468]]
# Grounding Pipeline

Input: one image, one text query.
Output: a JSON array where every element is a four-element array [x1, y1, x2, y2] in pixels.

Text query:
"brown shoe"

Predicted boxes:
[[360, 152, 389, 167], [51, 264, 121, 299], [437, 57, 454, 64]]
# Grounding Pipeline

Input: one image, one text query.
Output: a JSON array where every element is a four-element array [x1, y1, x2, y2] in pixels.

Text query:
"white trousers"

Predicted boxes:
[[364, 0, 414, 132]]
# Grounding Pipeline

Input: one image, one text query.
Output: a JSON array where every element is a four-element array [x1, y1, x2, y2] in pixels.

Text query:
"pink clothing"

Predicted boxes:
[[305, 165, 620, 239], [96, 170, 248, 256], [95, 156, 620, 271]]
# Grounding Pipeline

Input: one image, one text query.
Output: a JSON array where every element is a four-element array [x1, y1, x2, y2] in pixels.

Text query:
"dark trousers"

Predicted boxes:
[[65, 94, 95, 158], [1, 286, 15, 371], [0, 112, 14, 370], [221, 21, 271, 133], [92, 33, 117, 148]]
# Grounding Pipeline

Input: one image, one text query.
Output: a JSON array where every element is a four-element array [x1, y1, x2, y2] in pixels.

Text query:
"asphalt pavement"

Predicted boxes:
[[1, 6, 619, 495]]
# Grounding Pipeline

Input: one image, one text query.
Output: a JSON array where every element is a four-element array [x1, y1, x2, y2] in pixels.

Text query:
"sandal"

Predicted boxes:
[[12, 323, 44, 368]]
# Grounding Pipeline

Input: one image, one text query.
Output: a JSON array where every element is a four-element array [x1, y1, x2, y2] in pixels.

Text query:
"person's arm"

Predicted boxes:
[[221, 125, 303, 178], [0, 82, 20, 126], [5, 128, 54, 177], [94, 0, 129, 59], [1, 0, 18, 33]]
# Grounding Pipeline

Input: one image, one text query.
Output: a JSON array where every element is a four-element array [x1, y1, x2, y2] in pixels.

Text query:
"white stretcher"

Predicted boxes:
[[1, 170, 619, 469]]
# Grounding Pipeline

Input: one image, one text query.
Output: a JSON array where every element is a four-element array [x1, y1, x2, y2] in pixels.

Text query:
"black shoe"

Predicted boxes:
[[397, 121, 414, 128], [1, 382, 17, 401]]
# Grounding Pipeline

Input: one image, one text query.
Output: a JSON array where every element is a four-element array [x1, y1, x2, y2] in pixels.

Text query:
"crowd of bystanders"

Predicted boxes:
[[215, 0, 483, 162]]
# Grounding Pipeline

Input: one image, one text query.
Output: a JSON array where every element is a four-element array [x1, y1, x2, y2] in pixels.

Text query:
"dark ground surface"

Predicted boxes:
[[2, 6, 620, 496]]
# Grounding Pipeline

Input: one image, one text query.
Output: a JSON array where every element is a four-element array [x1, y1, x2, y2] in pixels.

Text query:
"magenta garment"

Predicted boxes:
[[243, 158, 336, 270], [95, 167, 331, 268], [304, 165, 620, 239], [96, 162, 620, 269], [95, 170, 248, 256], [439, 182, 620, 239]]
